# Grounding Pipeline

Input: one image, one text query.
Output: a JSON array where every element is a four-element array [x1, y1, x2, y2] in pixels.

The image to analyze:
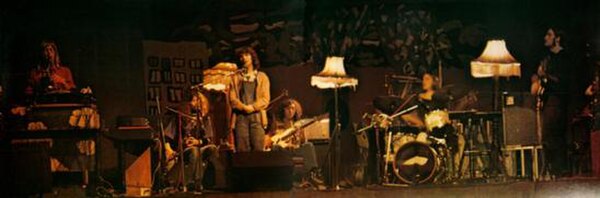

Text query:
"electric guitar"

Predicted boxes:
[[531, 58, 550, 111], [265, 114, 328, 149]]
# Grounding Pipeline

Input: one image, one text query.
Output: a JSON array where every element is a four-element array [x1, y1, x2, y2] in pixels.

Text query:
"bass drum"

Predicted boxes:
[[392, 141, 441, 184]]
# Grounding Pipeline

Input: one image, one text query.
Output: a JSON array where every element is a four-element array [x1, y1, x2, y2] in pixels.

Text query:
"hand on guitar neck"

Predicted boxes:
[[531, 58, 550, 110]]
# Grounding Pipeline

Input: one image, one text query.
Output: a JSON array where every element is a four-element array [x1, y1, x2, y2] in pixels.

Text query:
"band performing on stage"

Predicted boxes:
[[1, 1, 600, 196]]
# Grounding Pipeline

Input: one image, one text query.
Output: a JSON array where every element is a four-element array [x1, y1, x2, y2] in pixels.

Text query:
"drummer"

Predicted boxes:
[[414, 72, 458, 151]]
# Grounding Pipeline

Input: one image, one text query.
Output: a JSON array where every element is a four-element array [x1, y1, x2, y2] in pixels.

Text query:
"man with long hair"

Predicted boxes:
[[269, 98, 324, 188], [531, 27, 571, 178], [25, 40, 75, 95], [229, 47, 271, 152], [165, 92, 222, 193]]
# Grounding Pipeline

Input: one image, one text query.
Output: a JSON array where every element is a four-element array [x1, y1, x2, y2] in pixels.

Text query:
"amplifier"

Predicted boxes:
[[503, 106, 537, 146], [303, 116, 330, 141]]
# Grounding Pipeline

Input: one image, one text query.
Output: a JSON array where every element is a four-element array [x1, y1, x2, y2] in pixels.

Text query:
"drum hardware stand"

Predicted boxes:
[[357, 105, 419, 185], [457, 115, 506, 183], [357, 105, 420, 133], [458, 118, 486, 180], [382, 129, 393, 183]]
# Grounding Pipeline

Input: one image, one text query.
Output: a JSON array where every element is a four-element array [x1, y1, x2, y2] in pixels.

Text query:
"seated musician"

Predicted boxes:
[[268, 99, 324, 188], [415, 72, 465, 174], [416, 72, 458, 150], [25, 40, 76, 95], [165, 92, 221, 192]]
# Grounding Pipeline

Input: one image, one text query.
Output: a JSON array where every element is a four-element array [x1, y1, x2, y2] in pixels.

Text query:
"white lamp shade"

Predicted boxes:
[[202, 62, 238, 91], [311, 56, 358, 89], [470, 40, 521, 78], [317, 56, 348, 77]]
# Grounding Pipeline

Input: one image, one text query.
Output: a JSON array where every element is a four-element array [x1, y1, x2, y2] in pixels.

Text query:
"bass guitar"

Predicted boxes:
[[265, 114, 328, 149]]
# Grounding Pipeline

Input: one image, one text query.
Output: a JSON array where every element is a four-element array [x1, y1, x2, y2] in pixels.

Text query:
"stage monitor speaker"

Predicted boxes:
[[503, 106, 537, 146], [1, 142, 52, 196], [229, 151, 293, 192]]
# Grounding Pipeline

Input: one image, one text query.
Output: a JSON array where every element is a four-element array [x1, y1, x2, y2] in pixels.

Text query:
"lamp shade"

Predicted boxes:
[[470, 40, 521, 78], [311, 56, 358, 89], [202, 62, 238, 91]]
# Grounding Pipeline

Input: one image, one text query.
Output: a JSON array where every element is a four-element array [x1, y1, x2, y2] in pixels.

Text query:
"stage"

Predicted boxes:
[[164, 178, 600, 198]]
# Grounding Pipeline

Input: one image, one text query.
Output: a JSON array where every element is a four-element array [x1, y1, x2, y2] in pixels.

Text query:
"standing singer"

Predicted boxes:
[[229, 47, 271, 152]]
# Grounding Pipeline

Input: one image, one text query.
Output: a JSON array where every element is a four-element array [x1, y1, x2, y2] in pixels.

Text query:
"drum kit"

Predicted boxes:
[[369, 109, 456, 185], [362, 83, 473, 185]]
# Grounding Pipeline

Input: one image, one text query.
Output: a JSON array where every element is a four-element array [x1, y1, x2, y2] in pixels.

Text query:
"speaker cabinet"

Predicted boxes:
[[503, 106, 537, 146], [1, 143, 52, 196], [125, 148, 152, 197], [229, 151, 293, 192]]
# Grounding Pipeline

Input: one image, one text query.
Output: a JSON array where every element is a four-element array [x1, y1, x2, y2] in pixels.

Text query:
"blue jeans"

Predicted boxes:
[[234, 113, 265, 152]]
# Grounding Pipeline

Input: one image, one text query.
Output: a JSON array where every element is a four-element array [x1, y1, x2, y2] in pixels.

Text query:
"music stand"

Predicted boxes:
[[311, 56, 358, 189]]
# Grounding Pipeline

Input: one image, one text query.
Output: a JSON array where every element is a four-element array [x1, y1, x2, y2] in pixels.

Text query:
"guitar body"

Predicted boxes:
[[264, 127, 296, 150], [531, 74, 548, 111], [264, 114, 328, 150]]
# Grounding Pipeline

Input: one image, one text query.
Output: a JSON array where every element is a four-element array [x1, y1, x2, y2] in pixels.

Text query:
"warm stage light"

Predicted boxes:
[[202, 62, 238, 91], [310, 56, 358, 89], [470, 40, 521, 78]]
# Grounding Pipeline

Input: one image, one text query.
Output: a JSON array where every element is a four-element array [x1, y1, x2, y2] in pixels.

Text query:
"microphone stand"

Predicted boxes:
[[357, 105, 419, 133], [155, 96, 170, 192]]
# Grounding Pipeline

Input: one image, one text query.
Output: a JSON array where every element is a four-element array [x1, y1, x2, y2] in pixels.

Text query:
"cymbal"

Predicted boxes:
[[438, 84, 470, 99], [373, 95, 405, 115]]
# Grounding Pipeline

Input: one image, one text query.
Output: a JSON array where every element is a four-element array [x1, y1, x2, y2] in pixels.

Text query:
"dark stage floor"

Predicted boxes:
[[42, 177, 600, 197], [146, 177, 600, 198]]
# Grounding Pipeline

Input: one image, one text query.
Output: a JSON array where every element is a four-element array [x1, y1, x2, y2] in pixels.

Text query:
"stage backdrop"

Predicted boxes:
[[142, 41, 211, 116]]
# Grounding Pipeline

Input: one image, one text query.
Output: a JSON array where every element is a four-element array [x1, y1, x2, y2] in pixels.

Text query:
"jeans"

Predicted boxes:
[[168, 144, 220, 186], [234, 113, 265, 152]]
